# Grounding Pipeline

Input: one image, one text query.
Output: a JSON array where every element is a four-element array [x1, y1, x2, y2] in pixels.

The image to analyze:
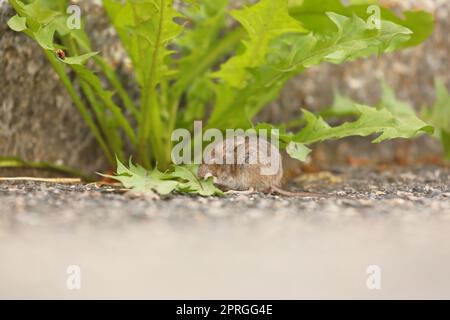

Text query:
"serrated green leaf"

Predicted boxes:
[[106, 160, 223, 196], [7, 15, 27, 32], [172, 0, 233, 112], [295, 104, 433, 144], [212, 0, 306, 88], [172, 165, 223, 196], [208, 11, 413, 131], [289, 0, 434, 48], [263, 12, 412, 71], [103, 0, 183, 87], [105, 159, 178, 195]]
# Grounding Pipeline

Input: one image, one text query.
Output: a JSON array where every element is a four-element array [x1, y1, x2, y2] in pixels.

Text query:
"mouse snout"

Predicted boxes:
[[203, 172, 213, 179], [198, 166, 219, 185], [198, 165, 214, 178]]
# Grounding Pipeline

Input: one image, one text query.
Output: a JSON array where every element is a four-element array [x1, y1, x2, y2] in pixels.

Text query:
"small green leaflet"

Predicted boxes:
[[253, 123, 311, 162], [7, 15, 27, 32], [286, 142, 312, 162], [33, 23, 56, 50]]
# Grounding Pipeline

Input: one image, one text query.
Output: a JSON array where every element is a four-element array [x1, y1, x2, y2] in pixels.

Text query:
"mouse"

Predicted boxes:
[[198, 135, 333, 198]]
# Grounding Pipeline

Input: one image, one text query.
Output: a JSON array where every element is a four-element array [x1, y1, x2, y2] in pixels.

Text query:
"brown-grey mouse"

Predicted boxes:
[[198, 136, 333, 198]]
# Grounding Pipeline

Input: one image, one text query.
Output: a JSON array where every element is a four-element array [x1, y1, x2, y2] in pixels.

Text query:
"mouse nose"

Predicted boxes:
[[203, 173, 213, 179], [203, 173, 218, 184]]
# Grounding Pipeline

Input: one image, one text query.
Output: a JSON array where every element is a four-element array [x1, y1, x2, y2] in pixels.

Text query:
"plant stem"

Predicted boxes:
[[0, 156, 95, 181], [93, 55, 140, 121], [45, 51, 115, 166], [62, 36, 126, 161], [165, 27, 246, 161], [138, 0, 167, 169]]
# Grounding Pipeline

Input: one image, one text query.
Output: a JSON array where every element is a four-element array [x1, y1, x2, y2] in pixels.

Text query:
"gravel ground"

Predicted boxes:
[[0, 166, 449, 299]]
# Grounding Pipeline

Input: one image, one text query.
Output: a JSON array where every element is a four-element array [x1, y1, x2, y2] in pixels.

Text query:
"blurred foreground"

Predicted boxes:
[[0, 167, 449, 299]]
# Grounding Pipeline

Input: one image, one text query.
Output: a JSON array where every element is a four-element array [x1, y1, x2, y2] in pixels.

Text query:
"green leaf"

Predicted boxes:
[[286, 142, 312, 162], [23, 0, 61, 26], [61, 52, 99, 65], [70, 65, 136, 145], [103, 0, 183, 87], [105, 159, 178, 195], [319, 91, 360, 118], [105, 160, 223, 196], [33, 23, 56, 50], [105, 0, 185, 166], [172, 165, 223, 196], [441, 131, 450, 160], [429, 80, 450, 134], [378, 81, 417, 117], [8, 0, 28, 18], [321, 81, 418, 119], [208, 11, 413, 130], [295, 104, 433, 144], [176, 0, 228, 72], [212, 0, 306, 88], [289, 0, 434, 48], [173, 0, 235, 102], [425, 80, 450, 160], [261, 12, 412, 70], [7, 14, 27, 31]]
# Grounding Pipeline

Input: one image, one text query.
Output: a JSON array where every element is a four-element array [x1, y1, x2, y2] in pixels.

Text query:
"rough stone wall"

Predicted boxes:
[[0, 0, 107, 175], [0, 0, 448, 176]]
